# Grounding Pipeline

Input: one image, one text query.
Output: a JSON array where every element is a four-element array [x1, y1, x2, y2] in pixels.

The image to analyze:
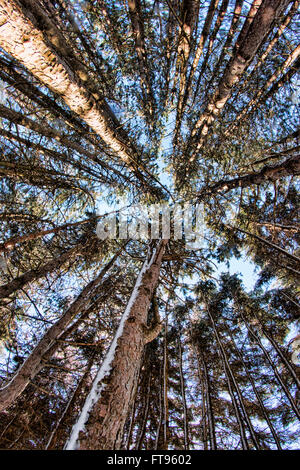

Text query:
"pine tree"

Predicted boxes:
[[0, 0, 298, 450]]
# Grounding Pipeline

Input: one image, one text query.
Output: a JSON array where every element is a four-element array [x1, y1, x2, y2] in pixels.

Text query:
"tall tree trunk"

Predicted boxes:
[[199, 372, 208, 450], [178, 334, 189, 449], [163, 307, 169, 449], [193, 0, 229, 100], [0, 56, 90, 135], [127, 0, 155, 122], [65, 239, 168, 450], [214, 321, 260, 449], [205, 303, 250, 449], [125, 378, 139, 450], [154, 361, 164, 450], [0, 243, 82, 299], [0, 249, 121, 412], [46, 353, 96, 450], [199, 154, 300, 197], [222, 361, 249, 449], [184, 0, 219, 101], [225, 43, 300, 134], [191, 0, 290, 151], [204, 0, 243, 97], [259, 325, 300, 389], [228, 329, 282, 449], [0, 0, 133, 160], [135, 370, 151, 450], [174, 0, 199, 141], [0, 0, 162, 197], [198, 350, 217, 449], [240, 309, 300, 421]]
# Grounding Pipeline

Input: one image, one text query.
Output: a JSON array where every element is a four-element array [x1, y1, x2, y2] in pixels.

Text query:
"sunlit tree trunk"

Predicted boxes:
[[191, 0, 290, 151], [240, 310, 300, 421]]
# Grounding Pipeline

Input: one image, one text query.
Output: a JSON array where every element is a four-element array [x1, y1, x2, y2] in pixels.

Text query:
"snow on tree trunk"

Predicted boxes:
[[65, 239, 168, 450]]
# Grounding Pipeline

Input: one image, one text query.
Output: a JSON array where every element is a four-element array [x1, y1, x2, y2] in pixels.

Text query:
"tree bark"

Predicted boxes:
[[135, 370, 151, 449], [225, 43, 300, 134], [65, 239, 168, 450], [0, 0, 134, 161], [205, 0, 243, 96], [127, 0, 155, 121], [191, 0, 290, 151], [198, 154, 300, 197], [205, 302, 251, 449], [163, 307, 169, 449], [240, 309, 300, 421], [228, 329, 282, 449], [259, 325, 300, 389], [193, 0, 229, 101]]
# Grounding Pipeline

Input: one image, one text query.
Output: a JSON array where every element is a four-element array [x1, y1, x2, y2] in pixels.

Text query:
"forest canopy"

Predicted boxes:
[[0, 0, 299, 450]]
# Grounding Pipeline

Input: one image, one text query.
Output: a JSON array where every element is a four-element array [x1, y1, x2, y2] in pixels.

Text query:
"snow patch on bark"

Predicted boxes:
[[64, 245, 158, 450]]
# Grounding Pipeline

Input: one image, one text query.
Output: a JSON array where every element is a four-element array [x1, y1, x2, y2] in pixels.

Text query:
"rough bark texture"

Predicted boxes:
[[179, 0, 218, 117], [226, 43, 300, 133], [0, 0, 141, 171], [0, 56, 89, 133], [127, 0, 155, 120], [73, 239, 168, 450], [178, 0, 198, 61], [191, 0, 290, 150], [205, 0, 243, 93], [199, 154, 300, 196], [189, 0, 219, 78], [199, 350, 216, 449]]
